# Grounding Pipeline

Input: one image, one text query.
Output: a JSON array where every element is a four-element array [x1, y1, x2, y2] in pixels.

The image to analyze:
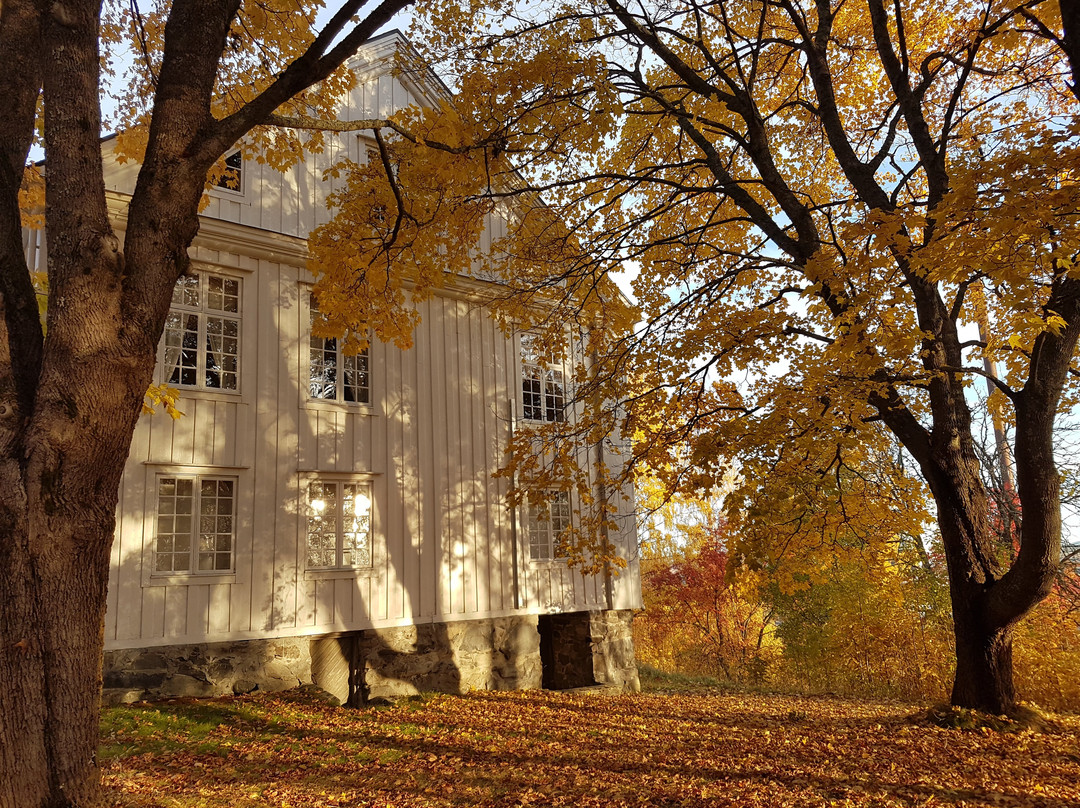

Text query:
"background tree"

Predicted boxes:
[[0, 0, 413, 803], [635, 485, 778, 682], [310, 0, 1080, 715]]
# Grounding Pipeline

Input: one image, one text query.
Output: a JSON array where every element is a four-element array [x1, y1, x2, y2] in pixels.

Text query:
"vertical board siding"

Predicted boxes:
[[97, 36, 640, 654]]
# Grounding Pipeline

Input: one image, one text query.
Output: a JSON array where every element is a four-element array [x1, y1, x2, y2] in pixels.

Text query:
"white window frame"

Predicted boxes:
[[160, 271, 241, 393], [308, 295, 371, 406], [213, 150, 244, 195], [520, 332, 567, 423], [525, 490, 571, 562], [305, 478, 374, 571], [152, 473, 237, 575]]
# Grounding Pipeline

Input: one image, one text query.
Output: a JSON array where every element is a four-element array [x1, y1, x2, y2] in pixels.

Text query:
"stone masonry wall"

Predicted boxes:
[[103, 638, 311, 705], [101, 610, 636, 705], [589, 609, 641, 692], [311, 616, 543, 705]]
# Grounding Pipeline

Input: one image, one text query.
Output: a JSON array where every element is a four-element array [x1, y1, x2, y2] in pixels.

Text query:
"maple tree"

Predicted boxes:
[[0, 0, 415, 803], [304, 0, 1080, 716]]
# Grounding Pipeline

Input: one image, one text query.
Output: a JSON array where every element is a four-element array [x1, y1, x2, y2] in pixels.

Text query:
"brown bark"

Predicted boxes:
[[0, 0, 413, 799], [951, 598, 1017, 713]]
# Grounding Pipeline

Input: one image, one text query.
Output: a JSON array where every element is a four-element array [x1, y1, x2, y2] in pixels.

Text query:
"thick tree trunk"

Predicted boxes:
[[0, 341, 153, 807], [0, 518, 114, 807], [927, 465, 1024, 715], [950, 605, 1016, 714]]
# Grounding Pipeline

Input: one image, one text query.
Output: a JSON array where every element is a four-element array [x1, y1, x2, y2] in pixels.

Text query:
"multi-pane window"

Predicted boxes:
[[162, 273, 240, 391], [308, 301, 370, 404], [520, 332, 565, 422], [306, 480, 373, 569], [215, 151, 243, 192], [526, 491, 571, 561], [154, 476, 236, 573]]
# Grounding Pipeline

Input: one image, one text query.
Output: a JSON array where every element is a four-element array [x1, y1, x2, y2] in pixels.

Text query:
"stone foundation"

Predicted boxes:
[[537, 610, 641, 692], [102, 609, 638, 705], [589, 609, 641, 692], [310, 616, 544, 705], [103, 638, 311, 705]]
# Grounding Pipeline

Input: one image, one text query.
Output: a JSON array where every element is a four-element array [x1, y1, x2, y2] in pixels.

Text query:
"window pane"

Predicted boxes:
[[522, 369, 543, 421], [551, 491, 571, 539], [342, 349, 370, 404], [216, 151, 242, 192], [172, 275, 199, 307], [309, 337, 337, 400], [156, 477, 190, 573], [165, 313, 200, 387], [342, 484, 372, 567], [306, 482, 337, 568], [520, 332, 543, 364], [527, 501, 552, 561], [204, 316, 239, 390], [545, 370, 565, 422]]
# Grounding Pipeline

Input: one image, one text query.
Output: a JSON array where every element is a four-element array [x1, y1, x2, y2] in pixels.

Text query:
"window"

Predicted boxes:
[[162, 272, 241, 391], [215, 151, 242, 192], [306, 480, 373, 569], [154, 475, 236, 573], [520, 332, 565, 422], [526, 491, 571, 561], [308, 299, 370, 404]]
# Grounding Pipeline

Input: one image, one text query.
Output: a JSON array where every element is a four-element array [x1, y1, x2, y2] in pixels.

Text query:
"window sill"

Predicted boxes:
[[208, 186, 246, 201], [145, 572, 237, 587], [304, 567, 376, 581], [303, 399, 376, 416], [169, 388, 244, 403]]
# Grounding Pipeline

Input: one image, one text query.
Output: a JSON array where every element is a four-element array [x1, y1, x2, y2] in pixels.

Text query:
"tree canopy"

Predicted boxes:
[[309, 0, 1080, 714]]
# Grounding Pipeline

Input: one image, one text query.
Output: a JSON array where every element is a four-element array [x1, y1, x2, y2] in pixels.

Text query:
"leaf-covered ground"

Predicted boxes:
[[102, 686, 1080, 807]]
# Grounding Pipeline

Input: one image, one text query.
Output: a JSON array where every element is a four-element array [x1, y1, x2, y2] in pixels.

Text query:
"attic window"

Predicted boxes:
[[215, 151, 243, 192]]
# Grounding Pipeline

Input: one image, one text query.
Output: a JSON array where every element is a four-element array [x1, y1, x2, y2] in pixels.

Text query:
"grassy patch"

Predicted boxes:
[[636, 663, 725, 693]]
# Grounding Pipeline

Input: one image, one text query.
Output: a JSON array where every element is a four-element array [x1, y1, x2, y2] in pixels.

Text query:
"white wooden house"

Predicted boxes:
[[23, 31, 641, 704]]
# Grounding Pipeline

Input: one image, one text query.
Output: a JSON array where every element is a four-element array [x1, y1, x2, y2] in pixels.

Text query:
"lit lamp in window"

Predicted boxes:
[[347, 488, 372, 515]]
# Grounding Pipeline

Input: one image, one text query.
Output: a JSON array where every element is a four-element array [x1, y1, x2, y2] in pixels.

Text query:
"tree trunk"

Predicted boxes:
[[0, 344, 151, 807], [0, 516, 113, 807], [950, 604, 1016, 714]]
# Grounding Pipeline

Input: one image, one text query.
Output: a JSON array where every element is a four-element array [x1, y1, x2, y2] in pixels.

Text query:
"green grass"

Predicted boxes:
[[636, 662, 725, 692]]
